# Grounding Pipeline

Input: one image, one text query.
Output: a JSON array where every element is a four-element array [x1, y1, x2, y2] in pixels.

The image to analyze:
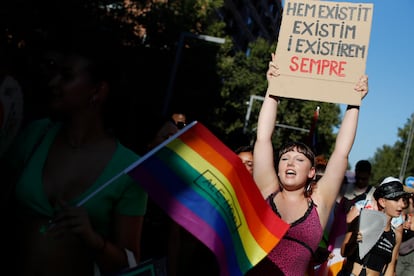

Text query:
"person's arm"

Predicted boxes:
[[341, 231, 354, 257], [95, 214, 144, 272], [49, 202, 144, 273], [253, 53, 280, 198], [346, 205, 361, 224], [341, 215, 361, 257], [315, 76, 368, 227]]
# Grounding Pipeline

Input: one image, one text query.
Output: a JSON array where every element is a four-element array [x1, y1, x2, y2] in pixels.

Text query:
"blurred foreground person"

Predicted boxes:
[[2, 33, 148, 275]]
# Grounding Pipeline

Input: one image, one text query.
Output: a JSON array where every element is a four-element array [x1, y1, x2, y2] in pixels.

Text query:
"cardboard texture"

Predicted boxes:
[[270, 0, 374, 105]]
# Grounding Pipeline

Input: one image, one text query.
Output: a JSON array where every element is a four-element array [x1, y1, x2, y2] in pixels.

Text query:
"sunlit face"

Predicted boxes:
[[380, 197, 407, 218], [278, 148, 315, 189], [238, 151, 253, 175], [171, 113, 187, 129], [48, 55, 97, 114]]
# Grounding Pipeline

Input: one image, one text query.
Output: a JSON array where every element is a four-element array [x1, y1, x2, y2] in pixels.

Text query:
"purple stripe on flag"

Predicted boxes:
[[129, 167, 237, 276]]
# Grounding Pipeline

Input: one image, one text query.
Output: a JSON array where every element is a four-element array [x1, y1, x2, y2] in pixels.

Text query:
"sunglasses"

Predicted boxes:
[[170, 119, 187, 130], [176, 122, 186, 129]]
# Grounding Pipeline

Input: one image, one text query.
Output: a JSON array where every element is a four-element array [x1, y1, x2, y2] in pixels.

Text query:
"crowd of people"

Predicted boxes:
[[1, 31, 413, 276]]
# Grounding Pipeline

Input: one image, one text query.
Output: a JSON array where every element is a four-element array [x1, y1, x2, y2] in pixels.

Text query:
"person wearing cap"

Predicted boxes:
[[396, 189, 414, 276], [340, 177, 409, 276]]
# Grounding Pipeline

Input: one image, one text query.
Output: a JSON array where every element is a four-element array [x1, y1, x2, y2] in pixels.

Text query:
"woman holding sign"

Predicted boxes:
[[246, 53, 368, 276]]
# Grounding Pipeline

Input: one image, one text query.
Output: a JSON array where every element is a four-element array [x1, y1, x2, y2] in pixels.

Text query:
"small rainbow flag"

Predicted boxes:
[[126, 121, 289, 276]]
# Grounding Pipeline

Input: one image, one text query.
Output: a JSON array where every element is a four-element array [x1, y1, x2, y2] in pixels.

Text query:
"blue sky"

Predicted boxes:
[[335, 0, 414, 170], [281, 0, 414, 170]]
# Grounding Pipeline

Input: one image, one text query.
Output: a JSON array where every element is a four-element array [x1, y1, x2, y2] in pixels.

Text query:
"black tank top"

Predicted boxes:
[[356, 230, 395, 272]]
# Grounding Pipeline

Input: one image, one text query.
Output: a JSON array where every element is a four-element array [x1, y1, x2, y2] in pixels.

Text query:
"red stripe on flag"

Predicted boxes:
[[179, 123, 289, 251]]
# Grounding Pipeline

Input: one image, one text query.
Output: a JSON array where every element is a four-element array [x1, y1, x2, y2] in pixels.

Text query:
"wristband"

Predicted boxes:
[[347, 105, 360, 110]]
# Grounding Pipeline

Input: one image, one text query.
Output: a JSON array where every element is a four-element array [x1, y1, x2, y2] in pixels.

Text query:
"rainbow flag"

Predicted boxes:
[[126, 121, 289, 276]]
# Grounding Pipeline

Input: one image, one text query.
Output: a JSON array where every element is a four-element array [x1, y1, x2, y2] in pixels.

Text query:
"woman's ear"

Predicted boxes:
[[308, 166, 316, 179], [377, 198, 386, 210]]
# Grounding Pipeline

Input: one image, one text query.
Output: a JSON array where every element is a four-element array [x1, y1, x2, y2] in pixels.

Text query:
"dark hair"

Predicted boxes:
[[355, 160, 371, 173], [61, 30, 129, 139], [314, 163, 326, 182], [276, 142, 315, 197], [278, 141, 315, 167], [235, 145, 254, 154]]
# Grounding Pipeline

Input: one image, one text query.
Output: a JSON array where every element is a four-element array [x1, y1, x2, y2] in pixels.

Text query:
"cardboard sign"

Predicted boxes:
[[269, 0, 374, 105], [358, 209, 387, 259]]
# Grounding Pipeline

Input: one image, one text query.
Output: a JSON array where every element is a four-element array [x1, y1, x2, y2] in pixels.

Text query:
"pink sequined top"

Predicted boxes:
[[246, 192, 323, 276]]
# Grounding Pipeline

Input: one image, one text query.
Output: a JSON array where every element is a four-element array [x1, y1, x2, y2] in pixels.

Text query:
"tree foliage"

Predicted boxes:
[[371, 114, 414, 184], [1, 0, 348, 159], [122, 0, 225, 48], [211, 37, 342, 158]]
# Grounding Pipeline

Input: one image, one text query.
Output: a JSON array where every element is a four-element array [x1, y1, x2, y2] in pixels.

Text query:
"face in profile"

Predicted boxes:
[[238, 151, 253, 175], [48, 54, 101, 115], [171, 113, 187, 129]]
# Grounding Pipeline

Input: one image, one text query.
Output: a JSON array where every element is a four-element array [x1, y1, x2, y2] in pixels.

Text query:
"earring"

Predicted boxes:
[[305, 183, 312, 197]]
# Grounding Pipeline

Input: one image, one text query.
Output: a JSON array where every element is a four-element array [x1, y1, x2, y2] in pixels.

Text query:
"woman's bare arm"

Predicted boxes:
[[253, 53, 281, 198]]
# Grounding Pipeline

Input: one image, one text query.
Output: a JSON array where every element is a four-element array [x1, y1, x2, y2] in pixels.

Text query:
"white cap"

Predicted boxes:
[[380, 176, 402, 186]]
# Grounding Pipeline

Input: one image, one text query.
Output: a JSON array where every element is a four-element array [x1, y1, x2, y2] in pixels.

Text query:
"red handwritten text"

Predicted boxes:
[[289, 56, 347, 77]]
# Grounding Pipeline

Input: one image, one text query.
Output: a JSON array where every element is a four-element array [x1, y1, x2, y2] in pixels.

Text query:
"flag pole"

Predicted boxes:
[[76, 121, 198, 206], [307, 106, 320, 150]]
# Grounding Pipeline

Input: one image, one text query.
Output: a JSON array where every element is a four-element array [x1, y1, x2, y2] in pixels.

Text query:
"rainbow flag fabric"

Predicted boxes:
[[126, 121, 289, 276]]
